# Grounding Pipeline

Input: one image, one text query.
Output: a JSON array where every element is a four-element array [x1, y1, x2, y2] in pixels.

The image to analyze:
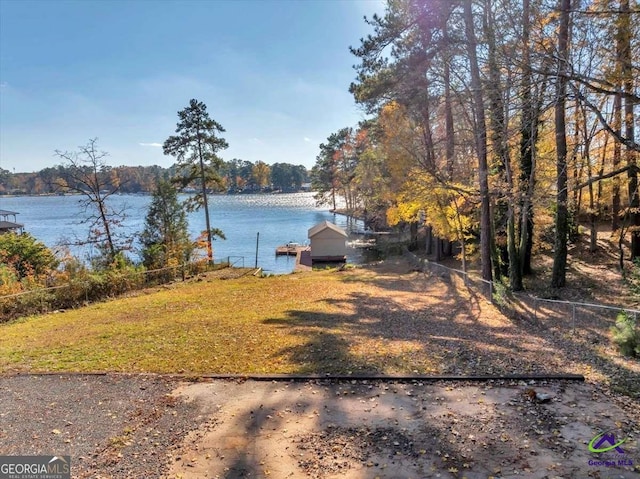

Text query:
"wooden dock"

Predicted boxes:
[[275, 243, 312, 271], [274, 243, 314, 271], [295, 247, 312, 271], [275, 244, 300, 256]]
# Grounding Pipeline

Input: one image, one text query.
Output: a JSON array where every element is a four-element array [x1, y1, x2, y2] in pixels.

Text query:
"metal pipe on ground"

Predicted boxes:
[[6, 372, 585, 382]]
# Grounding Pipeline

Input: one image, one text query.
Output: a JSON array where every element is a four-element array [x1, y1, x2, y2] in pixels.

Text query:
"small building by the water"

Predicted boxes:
[[0, 209, 23, 234], [308, 220, 347, 262]]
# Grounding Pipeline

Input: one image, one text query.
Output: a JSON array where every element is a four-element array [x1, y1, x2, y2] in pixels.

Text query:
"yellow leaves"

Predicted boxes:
[[378, 101, 419, 180], [251, 161, 271, 188], [387, 200, 422, 226], [385, 169, 477, 247]]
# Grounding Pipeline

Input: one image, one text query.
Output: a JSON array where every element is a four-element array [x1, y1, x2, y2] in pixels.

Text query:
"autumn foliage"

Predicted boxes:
[[312, 0, 640, 291]]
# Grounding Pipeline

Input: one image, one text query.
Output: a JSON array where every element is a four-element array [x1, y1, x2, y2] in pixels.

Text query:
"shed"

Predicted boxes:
[[308, 220, 348, 262]]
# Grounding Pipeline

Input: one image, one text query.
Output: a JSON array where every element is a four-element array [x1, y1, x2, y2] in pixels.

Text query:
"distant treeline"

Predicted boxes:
[[0, 160, 309, 196]]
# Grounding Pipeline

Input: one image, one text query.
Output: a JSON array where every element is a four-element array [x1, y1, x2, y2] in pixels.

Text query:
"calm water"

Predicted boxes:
[[0, 193, 363, 274]]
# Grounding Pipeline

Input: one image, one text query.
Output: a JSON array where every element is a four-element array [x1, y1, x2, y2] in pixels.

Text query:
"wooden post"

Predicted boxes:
[[255, 232, 260, 269]]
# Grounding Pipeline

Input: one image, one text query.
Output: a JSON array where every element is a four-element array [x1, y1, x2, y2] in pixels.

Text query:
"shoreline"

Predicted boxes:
[[329, 208, 366, 222], [0, 189, 313, 199]]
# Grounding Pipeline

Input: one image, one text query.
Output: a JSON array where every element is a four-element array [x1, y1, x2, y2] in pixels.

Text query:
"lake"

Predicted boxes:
[[0, 193, 364, 274]]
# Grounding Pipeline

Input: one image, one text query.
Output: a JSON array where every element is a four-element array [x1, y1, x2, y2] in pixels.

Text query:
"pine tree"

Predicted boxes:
[[140, 179, 191, 270], [163, 99, 228, 263]]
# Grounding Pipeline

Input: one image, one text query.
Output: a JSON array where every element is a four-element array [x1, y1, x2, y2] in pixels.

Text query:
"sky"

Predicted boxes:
[[0, 0, 384, 173]]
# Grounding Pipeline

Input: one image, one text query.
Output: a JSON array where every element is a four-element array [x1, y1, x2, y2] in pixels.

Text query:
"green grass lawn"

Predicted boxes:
[[1, 268, 431, 375], [3, 260, 640, 401]]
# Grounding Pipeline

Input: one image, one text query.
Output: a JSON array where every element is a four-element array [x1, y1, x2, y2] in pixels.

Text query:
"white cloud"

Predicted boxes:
[[304, 137, 312, 143], [139, 142, 162, 147]]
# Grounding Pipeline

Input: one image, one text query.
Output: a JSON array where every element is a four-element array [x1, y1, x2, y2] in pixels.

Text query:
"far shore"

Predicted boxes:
[[0, 189, 314, 198]]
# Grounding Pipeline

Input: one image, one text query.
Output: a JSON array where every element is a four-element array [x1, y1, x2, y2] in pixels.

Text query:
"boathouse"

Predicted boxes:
[[0, 209, 23, 234], [308, 220, 347, 262]]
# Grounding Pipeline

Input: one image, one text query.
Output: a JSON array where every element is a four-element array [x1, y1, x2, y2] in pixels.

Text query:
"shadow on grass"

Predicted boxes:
[[263, 257, 640, 398]]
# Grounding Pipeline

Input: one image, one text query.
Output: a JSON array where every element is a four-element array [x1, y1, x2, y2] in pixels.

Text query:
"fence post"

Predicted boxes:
[[181, 263, 186, 281], [534, 297, 538, 321], [572, 304, 576, 332]]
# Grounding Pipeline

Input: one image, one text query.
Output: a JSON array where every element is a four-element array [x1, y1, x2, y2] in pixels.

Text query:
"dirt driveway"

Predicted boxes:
[[2, 374, 638, 478], [167, 378, 640, 479]]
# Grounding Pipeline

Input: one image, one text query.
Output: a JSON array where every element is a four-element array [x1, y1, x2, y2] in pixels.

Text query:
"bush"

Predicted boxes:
[[0, 232, 58, 280], [0, 253, 220, 322], [610, 311, 640, 358]]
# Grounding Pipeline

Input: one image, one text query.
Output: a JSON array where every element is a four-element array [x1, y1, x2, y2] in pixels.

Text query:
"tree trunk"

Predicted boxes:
[[197, 136, 214, 263], [580, 102, 598, 253], [453, 197, 467, 272], [551, 0, 571, 289], [443, 239, 452, 257], [97, 195, 116, 260], [594, 133, 608, 251], [484, 0, 520, 289], [518, 0, 538, 277], [620, 0, 640, 258], [409, 222, 418, 251], [570, 102, 582, 241], [612, 78, 622, 232], [443, 27, 455, 180], [464, 0, 493, 282]]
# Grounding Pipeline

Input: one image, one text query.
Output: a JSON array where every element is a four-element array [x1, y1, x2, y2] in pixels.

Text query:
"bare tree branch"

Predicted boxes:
[[572, 86, 640, 153], [574, 164, 640, 191]]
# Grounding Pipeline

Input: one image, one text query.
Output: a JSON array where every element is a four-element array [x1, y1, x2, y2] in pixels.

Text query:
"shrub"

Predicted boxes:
[[0, 232, 58, 280], [610, 311, 640, 358]]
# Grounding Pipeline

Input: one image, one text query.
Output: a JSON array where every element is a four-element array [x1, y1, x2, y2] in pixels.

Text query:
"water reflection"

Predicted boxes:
[[0, 193, 364, 274]]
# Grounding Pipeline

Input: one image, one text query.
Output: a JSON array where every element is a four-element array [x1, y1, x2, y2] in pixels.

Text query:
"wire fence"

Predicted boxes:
[[403, 249, 639, 334], [0, 256, 250, 322]]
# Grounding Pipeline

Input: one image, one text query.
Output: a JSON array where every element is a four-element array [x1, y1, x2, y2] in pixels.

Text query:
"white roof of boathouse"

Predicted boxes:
[[308, 220, 348, 238]]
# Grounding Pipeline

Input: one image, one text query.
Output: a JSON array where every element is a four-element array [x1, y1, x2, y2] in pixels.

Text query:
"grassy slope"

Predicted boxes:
[[2, 259, 639, 401], [0, 270, 386, 374]]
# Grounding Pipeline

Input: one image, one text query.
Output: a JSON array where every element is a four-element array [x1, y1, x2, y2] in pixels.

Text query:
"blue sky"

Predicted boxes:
[[0, 0, 383, 173]]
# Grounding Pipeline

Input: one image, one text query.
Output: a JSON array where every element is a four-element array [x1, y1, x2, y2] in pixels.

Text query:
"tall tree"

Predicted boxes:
[[517, 0, 543, 278], [619, 0, 640, 258], [483, 0, 513, 283], [464, 0, 493, 282], [551, 0, 572, 288], [163, 99, 228, 263], [311, 132, 345, 211]]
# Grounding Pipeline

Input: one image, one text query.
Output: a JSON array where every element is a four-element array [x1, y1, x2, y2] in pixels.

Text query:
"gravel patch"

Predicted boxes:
[[0, 374, 207, 478], [1, 375, 639, 478]]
